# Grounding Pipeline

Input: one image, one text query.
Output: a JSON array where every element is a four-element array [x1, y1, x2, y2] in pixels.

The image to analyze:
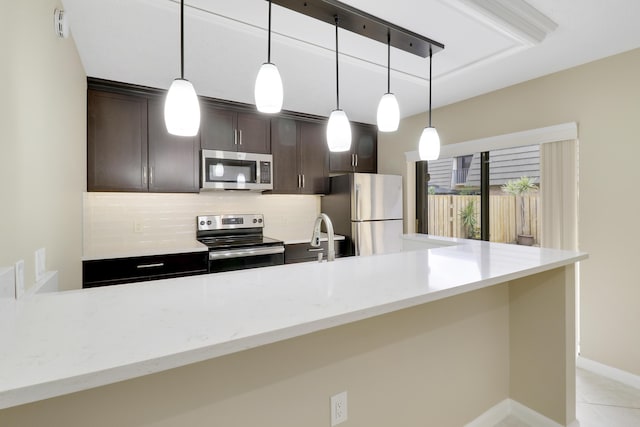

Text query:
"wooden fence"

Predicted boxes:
[[427, 195, 539, 244]]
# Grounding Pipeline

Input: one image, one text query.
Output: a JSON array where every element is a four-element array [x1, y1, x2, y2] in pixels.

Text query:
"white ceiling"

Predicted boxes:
[[61, 0, 640, 125]]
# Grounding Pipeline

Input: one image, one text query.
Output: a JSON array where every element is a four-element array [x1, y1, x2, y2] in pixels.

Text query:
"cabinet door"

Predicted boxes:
[[353, 124, 377, 173], [201, 105, 236, 151], [237, 112, 271, 154], [147, 99, 200, 193], [299, 121, 328, 194], [271, 118, 300, 193], [328, 122, 355, 173], [88, 90, 148, 191]]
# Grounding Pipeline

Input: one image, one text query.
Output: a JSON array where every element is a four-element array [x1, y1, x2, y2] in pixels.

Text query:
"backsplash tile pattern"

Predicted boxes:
[[83, 192, 321, 254]]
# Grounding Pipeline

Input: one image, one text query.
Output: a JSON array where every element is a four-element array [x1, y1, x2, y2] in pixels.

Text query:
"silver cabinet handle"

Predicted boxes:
[[302, 174, 305, 188], [239, 129, 243, 145], [136, 263, 164, 269], [142, 166, 148, 185], [149, 166, 153, 186], [209, 246, 284, 260], [355, 154, 358, 167], [234, 129, 238, 145]]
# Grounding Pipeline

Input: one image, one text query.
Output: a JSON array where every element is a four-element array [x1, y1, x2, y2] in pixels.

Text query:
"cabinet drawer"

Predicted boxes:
[[83, 252, 208, 288], [284, 240, 348, 264]]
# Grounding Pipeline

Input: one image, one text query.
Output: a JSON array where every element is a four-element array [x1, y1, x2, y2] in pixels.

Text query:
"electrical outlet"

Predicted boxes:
[[331, 391, 347, 426], [14, 260, 25, 299]]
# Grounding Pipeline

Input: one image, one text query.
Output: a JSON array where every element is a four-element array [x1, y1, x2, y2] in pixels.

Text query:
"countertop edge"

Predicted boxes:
[[0, 249, 586, 410]]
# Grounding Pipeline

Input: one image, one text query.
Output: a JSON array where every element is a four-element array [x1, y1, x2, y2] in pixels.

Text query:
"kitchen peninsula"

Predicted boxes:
[[0, 237, 586, 426]]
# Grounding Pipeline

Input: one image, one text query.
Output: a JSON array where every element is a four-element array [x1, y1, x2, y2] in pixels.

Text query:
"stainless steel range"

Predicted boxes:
[[196, 214, 284, 273]]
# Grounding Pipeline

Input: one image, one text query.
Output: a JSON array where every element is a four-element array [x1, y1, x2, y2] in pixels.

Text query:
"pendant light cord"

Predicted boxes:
[[387, 32, 391, 93], [180, 0, 185, 79], [428, 46, 432, 127], [267, 0, 272, 63], [335, 15, 340, 110]]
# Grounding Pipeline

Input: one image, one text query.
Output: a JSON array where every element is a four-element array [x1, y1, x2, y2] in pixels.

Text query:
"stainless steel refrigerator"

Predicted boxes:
[[321, 173, 403, 256]]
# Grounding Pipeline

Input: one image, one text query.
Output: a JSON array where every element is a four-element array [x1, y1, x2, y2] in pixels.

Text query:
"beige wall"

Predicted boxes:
[[0, 1, 86, 289], [379, 48, 640, 376], [0, 284, 511, 426]]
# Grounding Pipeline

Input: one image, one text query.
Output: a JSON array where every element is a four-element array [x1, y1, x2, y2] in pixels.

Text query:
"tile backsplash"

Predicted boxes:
[[83, 192, 321, 254]]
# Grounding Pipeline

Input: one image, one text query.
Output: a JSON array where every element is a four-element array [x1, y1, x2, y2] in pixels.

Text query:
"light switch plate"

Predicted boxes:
[[35, 248, 46, 282], [331, 391, 348, 426], [15, 260, 25, 299]]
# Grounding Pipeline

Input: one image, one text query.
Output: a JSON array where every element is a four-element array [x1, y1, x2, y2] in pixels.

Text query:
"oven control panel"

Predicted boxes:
[[197, 214, 264, 231]]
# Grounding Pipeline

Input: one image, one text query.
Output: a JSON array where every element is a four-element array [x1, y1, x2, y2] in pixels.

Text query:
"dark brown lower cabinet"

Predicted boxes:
[[82, 252, 208, 288], [284, 240, 348, 264]]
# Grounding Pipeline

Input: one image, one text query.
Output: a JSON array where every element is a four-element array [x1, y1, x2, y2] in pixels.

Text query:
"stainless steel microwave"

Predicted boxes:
[[201, 150, 273, 191]]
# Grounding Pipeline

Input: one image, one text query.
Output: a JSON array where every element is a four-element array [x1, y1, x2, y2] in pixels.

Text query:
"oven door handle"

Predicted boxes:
[[209, 246, 284, 260]]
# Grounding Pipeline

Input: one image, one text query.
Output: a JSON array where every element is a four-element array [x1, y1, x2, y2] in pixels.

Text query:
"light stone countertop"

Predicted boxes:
[[0, 236, 587, 410]]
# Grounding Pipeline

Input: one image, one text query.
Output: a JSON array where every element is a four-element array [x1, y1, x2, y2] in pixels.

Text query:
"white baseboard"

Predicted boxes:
[[465, 399, 511, 427], [577, 356, 640, 390], [465, 399, 579, 427], [510, 399, 573, 427]]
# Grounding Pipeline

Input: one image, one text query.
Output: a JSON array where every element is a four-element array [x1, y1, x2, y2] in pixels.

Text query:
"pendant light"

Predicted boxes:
[[376, 32, 400, 132], [418, 47, 440, 160], [255, 0, 283, 113], [327, 16, 351, 152], [164, 0, 200, 137]]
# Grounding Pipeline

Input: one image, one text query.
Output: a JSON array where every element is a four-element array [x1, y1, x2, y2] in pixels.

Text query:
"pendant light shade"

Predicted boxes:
[[377, 93, 400, 132], [418, 47, 440, 160], [327, 16, 351, 152], [165, 78, 200, 136], [327, 109, 352, 152], [165, 0, 200, 136], [418, 126, 440, 161], [255, 62, 283, 113], [255, 0, 283, 113], [377, 32, 399, 132]]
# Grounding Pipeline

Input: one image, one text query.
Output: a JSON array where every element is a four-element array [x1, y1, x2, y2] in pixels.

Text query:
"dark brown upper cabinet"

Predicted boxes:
[[201, 104, 270, 154], [329, 123, 377, 174], [87, 87, 199, 193], [271, 118, 328, 195], [87, 90, 148, 192], [147, 98, 200, 193]]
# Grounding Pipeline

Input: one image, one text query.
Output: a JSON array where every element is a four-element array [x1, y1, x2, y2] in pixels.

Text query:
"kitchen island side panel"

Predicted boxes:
[[0, 284, 511, 427], [509, 265, 577, 426]]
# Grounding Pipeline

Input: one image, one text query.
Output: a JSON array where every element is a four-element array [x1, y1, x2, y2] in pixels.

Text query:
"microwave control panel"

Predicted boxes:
[[260, 161, 272, 184]]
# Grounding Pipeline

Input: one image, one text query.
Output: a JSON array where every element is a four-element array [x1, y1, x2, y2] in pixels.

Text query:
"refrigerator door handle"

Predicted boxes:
[[354, 184, 360, 221], [354, 222, 360, 256]]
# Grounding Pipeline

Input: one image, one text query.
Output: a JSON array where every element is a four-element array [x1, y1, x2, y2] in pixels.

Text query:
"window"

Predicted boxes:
[[417, 144, 541, 245], [489, 144, 540, 245], [416, 152, 482, 240]]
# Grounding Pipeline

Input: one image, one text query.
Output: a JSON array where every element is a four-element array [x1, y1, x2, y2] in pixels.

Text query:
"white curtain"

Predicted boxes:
[[539, 140, 578, 250]]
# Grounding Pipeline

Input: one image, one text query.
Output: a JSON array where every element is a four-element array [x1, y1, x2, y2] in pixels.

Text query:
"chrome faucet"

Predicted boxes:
[[310, 213, 336, 262]]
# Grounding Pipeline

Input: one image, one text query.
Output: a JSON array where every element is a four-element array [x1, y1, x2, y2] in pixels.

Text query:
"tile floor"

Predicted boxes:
[[494, 368, 640, 427]]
